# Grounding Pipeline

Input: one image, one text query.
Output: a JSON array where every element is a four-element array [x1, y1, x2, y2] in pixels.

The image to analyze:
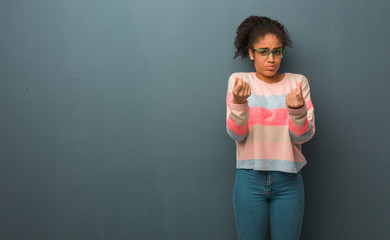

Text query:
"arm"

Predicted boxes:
[[286, 76, 315, 144], [226, 74, 251, 142]]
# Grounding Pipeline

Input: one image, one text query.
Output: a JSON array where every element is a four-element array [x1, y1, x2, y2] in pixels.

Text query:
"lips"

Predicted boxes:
[[265, 66, 276, 71]]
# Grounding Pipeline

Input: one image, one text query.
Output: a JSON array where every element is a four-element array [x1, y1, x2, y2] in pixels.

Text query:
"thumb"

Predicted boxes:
[[297, 81, 303, 94], [297, 81, 302, 90], [234, 77, 239, 87]]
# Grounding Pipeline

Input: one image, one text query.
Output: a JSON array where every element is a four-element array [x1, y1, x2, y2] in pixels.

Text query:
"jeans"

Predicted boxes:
[[233, 169, 304, 240]]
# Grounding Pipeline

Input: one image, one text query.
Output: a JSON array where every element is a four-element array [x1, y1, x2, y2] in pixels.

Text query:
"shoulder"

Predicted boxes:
[[229, 72, 253, 79], [287, 73, 309, 83], [228, 72, 253, 84]]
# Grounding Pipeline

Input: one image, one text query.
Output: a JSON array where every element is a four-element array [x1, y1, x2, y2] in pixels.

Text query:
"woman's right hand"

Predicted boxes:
[[233, 77, 251, 104]]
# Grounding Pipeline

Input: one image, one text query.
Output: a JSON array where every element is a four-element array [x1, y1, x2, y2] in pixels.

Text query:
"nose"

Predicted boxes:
[[266, 53, 275, 62]]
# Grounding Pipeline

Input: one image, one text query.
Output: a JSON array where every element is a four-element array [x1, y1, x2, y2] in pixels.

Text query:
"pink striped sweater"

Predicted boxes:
[[226, 72, 315, 173]]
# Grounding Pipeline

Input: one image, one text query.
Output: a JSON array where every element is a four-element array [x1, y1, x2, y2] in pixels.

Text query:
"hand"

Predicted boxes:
[[233, 77, 251, 104], [286, 81, 305, 109]]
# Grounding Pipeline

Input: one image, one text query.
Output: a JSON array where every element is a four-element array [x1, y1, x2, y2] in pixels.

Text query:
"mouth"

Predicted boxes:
[[265, 66, 276, 71]]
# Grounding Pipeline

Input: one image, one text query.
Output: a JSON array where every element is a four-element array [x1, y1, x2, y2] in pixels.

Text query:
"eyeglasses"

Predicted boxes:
[[251, 48, 286, 59]]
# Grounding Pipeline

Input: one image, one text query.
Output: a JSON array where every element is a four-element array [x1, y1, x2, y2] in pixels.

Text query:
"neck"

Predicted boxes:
[[255, 72, 284, 84]]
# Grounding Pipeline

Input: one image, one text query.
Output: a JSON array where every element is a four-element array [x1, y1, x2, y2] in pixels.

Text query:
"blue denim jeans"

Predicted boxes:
[[233, 169, 304, 240]]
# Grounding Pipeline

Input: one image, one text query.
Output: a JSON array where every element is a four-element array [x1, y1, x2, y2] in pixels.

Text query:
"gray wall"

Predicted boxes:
[[0, 0, 389, 239]]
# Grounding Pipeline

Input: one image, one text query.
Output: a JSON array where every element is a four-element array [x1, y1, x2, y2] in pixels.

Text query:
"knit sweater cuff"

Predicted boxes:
[[228, 101, 249, 116], [287, 104, 307, 116]]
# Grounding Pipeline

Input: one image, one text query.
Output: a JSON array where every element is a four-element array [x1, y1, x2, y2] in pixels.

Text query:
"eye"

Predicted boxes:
[[274, 50, 282, 55], [259, 51, 268, 56]]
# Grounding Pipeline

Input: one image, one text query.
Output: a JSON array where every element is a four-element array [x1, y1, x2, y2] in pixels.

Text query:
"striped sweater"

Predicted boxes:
[[226, 72, 315, 173]]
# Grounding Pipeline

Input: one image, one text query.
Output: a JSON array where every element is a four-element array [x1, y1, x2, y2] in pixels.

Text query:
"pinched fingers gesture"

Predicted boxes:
[[286, 81, 305, 109], [233, 77, 251, 104]]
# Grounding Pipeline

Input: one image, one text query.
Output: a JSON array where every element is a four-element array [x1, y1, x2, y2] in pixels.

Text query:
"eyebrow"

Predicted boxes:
[[255, 47, 284, 50]]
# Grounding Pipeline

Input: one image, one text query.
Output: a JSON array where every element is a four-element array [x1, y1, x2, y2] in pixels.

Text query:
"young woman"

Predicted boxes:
[[226, 16, 315, 240]]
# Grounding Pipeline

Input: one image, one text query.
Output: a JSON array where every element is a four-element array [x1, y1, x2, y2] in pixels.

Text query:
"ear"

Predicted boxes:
[[248, 49, 254, 60]]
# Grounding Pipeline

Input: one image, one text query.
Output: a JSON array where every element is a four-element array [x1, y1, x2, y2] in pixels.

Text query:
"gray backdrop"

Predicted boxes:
[[0, 0, 389, 239]]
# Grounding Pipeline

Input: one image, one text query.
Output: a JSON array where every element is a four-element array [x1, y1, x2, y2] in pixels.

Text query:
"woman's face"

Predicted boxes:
[[249, 34, 284, 82]]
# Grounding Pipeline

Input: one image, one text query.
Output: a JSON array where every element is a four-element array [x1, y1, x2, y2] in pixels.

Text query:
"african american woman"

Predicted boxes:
[[226, 16, 315, 240]]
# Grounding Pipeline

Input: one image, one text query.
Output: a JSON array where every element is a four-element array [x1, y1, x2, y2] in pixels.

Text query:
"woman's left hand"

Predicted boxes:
[[286, 81, 305, 109]]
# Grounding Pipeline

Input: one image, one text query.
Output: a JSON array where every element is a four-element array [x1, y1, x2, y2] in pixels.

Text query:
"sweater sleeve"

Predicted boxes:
[[226, 74, 250, 142], [287, 75, 315, 144]]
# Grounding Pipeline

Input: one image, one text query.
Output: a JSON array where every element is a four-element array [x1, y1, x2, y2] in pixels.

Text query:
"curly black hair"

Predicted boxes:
[[234, 16, 292, 59]]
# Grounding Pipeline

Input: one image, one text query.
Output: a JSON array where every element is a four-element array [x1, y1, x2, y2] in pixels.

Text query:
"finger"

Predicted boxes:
[[297, 81, 303, 95], [297, 81, 302, 89], [240, 81, 247, 96], [234, 78, 243, 93], [243, 81, 248, 92], [285, 94, 290, 106], [246, 83, 251, 97], [242, 82, 248, 97], [234, 77, 239, 87], [242, 80, 248, 93]]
